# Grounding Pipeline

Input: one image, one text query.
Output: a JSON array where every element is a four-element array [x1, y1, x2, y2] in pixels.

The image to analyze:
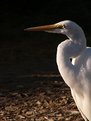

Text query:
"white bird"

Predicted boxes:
[[24, 20, 91, 121]]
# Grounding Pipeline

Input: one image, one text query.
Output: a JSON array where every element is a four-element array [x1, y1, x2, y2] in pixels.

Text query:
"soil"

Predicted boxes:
[[0, 74, 84, 121]]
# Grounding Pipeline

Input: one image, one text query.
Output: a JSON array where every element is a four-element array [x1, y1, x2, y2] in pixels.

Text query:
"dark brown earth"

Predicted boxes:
[[0, 74, 84, 121]]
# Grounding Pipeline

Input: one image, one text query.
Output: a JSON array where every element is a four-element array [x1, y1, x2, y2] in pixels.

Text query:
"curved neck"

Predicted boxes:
[[56, 42, 75, 87], [56, 36, 86, 87], [67, 27, 86, 50]]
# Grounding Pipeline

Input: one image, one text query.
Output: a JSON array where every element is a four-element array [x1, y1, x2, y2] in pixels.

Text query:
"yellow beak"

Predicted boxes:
[[24, 23, 63, 31]]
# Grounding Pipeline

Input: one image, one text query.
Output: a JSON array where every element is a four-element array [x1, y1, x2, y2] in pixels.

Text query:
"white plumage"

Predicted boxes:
[[25, 20, 91, 121]]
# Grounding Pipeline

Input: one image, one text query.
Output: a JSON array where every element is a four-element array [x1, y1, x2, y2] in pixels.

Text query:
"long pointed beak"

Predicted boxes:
[[24, 23, 63, 31]]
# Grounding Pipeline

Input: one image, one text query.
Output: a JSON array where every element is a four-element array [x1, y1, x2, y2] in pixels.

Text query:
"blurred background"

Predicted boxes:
[[0, 0, 91, 79]]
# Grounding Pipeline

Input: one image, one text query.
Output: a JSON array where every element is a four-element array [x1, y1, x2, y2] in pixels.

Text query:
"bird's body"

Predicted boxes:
[[25, 20, 91, 121], [72, 47, 91, 121], [57, 44, 91, 121], [56, 21, 91, 121]]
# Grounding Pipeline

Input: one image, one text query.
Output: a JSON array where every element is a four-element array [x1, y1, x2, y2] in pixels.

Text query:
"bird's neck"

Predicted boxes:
[[56, 37, 86, 87], [67, 29, 86, 50]]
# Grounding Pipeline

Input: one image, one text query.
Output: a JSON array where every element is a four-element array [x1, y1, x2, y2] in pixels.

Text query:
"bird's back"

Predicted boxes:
[[72, 47, 91, 79], [72, 47, 91, 120]]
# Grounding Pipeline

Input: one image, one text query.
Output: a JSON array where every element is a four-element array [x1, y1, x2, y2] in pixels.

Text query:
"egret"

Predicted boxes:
[[24, 20, 91, 121]]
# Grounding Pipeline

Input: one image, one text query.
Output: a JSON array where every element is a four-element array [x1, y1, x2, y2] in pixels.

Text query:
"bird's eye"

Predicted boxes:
[[62, 25, 65, 28], [58, 24, 65, 29]]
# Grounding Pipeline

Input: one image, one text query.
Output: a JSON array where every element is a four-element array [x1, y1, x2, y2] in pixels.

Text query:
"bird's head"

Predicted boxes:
[[24, 20, 84, 39]]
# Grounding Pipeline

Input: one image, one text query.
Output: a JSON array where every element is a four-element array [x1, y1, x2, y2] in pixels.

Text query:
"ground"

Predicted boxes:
[[0, 74, 84, 121]]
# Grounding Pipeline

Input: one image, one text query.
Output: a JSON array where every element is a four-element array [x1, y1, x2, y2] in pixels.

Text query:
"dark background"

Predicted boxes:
[[0, 0, 91, 78]]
